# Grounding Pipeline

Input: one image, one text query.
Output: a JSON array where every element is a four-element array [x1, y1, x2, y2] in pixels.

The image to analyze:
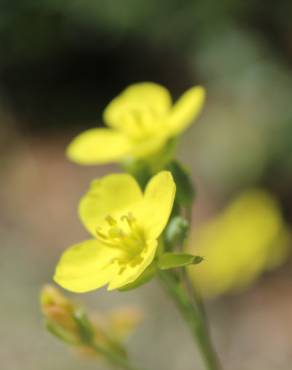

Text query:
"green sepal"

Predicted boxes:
[[122, 158, 152, 189], [122, 138, 177, 189], [164, 216, 189, 250], [118, 261, 157, 291], [157, 253, 203, 270], [73, 308, 94, 344], [146, 137, 177, 173], [167, 160, 195, 206], [45, 319, 79, 345]]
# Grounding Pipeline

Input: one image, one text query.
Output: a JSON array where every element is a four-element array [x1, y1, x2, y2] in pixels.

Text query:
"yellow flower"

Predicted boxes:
[[67, 82, 205, 164], [188, 190, 290, 298], [54, 171, 175, 292], [107, 307, 143, 341]]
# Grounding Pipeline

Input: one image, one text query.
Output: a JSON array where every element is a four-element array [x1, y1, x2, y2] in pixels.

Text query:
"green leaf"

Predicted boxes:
[[157, 253, 203, 270], [118, 261, 157, 291], [167, 160, 195, 206]]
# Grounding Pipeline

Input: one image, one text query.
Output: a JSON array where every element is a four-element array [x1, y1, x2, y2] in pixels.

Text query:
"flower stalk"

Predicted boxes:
[[88, 342, 143, 370], [158, 268, 221, 370]]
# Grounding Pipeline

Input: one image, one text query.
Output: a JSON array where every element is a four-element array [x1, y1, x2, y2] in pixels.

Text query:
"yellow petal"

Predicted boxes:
[[79, 173, 143, 236], [108, 239, 158, 290], [66, 128, 132, 164], [54, 239, 119, 293], [135, 171, 176, 240], [168, 86, 206, 136], [122, 82, 172, 111], [130, 135, 167, 159], [103, 82, 171, 137]]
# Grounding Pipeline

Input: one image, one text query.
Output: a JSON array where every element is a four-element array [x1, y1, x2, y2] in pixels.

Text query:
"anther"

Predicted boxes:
[[106, 215, 117, 226], [121, 212, 136, 228]]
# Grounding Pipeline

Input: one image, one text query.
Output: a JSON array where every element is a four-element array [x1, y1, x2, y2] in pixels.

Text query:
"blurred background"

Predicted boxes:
[[1, 1, 292, 369]]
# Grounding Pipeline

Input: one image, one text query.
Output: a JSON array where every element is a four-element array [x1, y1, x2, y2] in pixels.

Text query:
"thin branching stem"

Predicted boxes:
[[90, 342, 144, 370], [158, 269, 221, 370]]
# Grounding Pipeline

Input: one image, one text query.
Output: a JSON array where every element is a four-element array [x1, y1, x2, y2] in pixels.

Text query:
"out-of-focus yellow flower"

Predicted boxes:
[[108, 307, 144, 341], [54, 171, 175, 292], [67, 82, 205, 164], [78, 306, 143, 359], [188, 190, 290, 298]]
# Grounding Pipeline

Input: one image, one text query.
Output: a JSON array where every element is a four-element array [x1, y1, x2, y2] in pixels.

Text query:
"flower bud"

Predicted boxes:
[[40, 285, 143, 365], [41, 285, 77, 332], [40, 285, 81, 344]]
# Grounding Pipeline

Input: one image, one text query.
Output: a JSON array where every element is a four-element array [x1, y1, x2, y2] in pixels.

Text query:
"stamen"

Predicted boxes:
[[106, 215, 117, 226], [96, 229, 108, 240], [121, 212, 135, 228], [95, 212, 145, 262]]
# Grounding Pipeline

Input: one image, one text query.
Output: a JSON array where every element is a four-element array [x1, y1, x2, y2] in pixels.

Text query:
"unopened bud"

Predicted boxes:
[[41, 285, 77, 332], [40, 285, 80, 344]]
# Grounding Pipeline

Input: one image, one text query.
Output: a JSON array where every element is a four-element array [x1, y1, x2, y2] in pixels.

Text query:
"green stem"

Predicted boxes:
[[158, 269, 221, 370], [90, 342, 143, 370]]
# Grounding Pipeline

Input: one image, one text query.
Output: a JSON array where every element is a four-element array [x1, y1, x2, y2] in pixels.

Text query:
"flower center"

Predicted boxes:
[[118, 106, 164, 139], [96, 212, 145, 265]]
